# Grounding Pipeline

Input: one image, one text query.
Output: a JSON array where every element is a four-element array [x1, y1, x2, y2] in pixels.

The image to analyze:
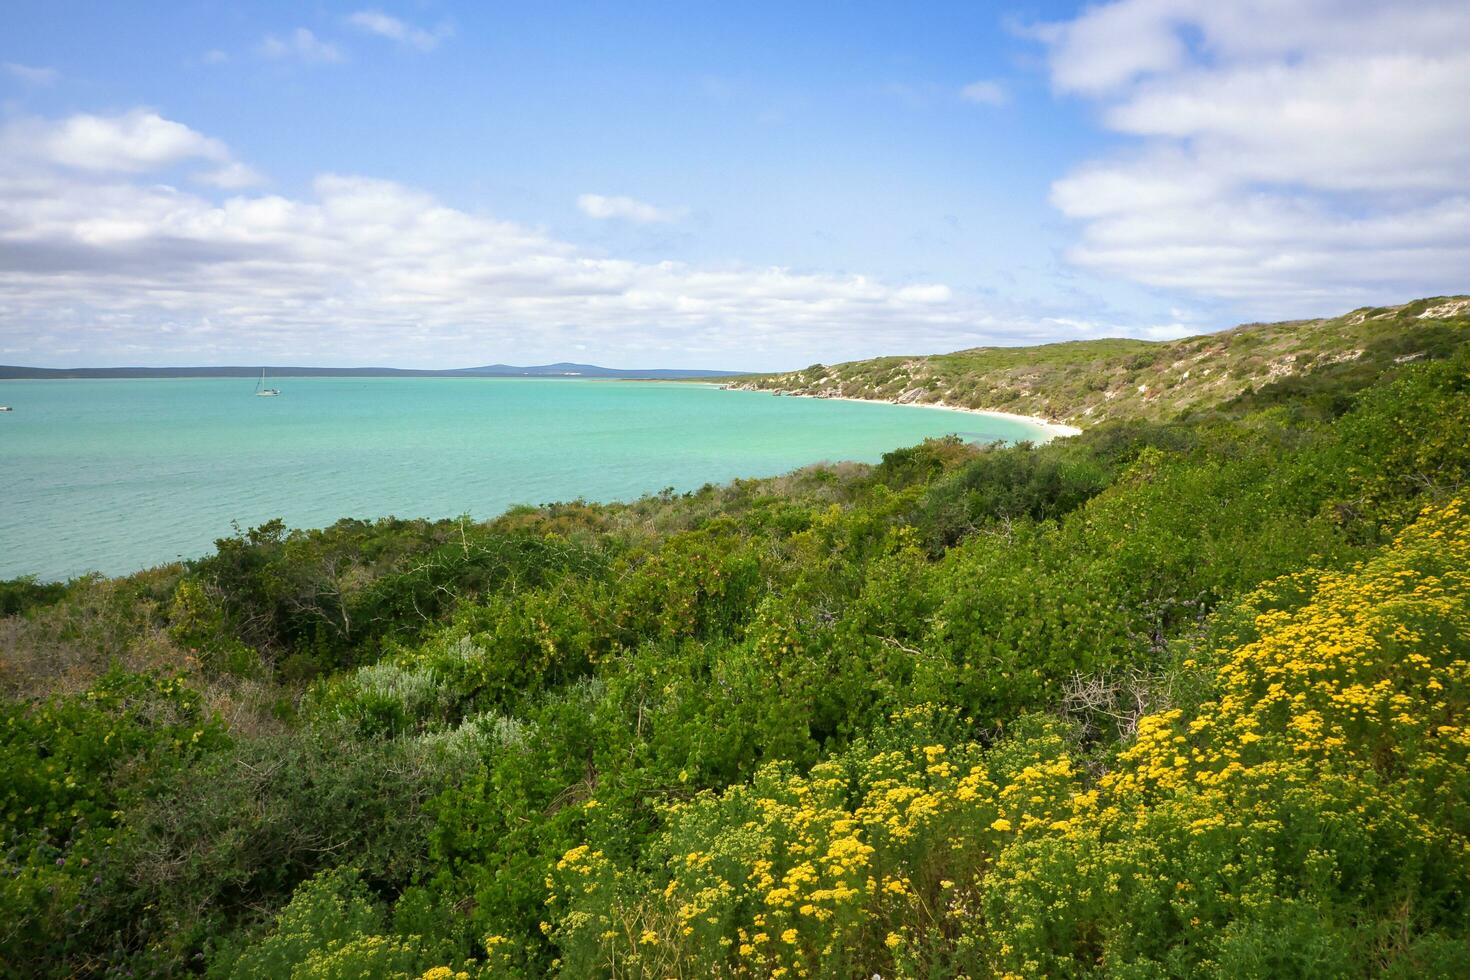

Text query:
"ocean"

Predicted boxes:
[[0, 377, 1049, 580]]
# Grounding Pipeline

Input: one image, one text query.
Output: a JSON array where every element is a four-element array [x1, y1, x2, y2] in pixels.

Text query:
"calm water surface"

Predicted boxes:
[[0, 378, 1047, 579]]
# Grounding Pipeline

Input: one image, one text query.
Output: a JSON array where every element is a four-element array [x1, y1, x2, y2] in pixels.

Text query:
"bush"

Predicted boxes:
[[0, 669, 226, 975], [0, 576, 67, 617], [544, 498, 1470, 976], [98, 722, 480, 971]]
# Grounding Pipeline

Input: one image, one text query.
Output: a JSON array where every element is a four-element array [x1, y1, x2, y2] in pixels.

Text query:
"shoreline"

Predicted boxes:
[[728, 387, 1082, 440]]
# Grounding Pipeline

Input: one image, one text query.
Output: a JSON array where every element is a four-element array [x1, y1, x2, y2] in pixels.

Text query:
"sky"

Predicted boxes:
[[1, 0, 1467, 370]]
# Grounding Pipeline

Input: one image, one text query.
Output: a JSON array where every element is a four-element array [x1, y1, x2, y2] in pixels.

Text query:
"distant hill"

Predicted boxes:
[[730, 295, 1470, 425], [0, 362, 743, 380]]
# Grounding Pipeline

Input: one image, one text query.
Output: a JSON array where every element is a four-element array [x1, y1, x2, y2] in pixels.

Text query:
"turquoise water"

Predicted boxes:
[[0, 378, 1046, 580]]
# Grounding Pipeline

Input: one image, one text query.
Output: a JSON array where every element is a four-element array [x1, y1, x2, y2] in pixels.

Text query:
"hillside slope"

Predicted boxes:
[[732, 295, 1470, 425], [5, 297, 1470, 977]]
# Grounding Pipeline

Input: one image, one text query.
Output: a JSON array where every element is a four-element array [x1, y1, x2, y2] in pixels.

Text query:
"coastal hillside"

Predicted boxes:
[[733, 295, 1470, 425], [4, 300, 1470, 977]]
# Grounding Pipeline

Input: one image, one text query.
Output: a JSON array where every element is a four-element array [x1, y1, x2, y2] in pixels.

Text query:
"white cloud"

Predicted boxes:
[[577, 193, 687, 224], [201, 49, 230, 65], [1035, 0, 1470, 313], [260, 28, 343, 64], [347, 10, 452, 51], [1038, 0, 1470, 98], [195, 162, 266, 189], [4, 109, 230, 172], [895, 284, 953, 304], [959, 80, 1008, 106], [0, 109, 1078, 367], [4, 63, 59, 86], [1028, 0, 1188, 97]]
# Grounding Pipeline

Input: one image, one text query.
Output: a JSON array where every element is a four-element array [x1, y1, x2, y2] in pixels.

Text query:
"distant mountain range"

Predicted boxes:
[[0, 362, 744, 380]]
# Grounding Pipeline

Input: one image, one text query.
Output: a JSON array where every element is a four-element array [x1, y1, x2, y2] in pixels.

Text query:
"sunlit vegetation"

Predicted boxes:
[[733, 296, 1470, 426], [2, 316, 1469, 977]]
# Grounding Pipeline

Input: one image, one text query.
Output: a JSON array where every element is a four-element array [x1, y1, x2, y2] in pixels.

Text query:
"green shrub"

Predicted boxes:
[[0, 669, 226, 975], [0, 576, 67, 617]]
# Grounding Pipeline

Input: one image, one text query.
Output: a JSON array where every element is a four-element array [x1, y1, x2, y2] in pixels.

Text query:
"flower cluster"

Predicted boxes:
[[984, 498, 1470, 974], [544, 500, 1470, 976], [548, 705, 1079, 976]]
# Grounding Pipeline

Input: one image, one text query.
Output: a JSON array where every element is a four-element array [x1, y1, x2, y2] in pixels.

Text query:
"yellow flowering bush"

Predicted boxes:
[[548, 707, 1080, 976], [982, 498, 1470, 975], [547, 500, 1470, 976]]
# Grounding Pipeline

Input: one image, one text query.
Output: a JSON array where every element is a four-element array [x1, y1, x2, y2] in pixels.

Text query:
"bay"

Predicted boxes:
[[0, 377, 1048, 580]]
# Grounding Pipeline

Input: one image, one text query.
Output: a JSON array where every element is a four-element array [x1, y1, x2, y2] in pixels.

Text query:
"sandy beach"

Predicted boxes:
[[735, 388, 1082, 440]]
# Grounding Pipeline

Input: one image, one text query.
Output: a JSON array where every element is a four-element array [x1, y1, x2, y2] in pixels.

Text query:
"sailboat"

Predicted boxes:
[[255, 368, 281, 397]]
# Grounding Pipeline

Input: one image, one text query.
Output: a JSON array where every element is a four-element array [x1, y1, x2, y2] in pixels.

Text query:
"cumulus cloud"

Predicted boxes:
[[577, 193, 687, 224], [347, 10, 452, 51], [1035, 0, 1470, 313], [959, 80, 1008, 106], [4, 63, 59, 86], [3, 109, 229, 172], [260, 28, 343, 64], [0, 109, 1074, 367]]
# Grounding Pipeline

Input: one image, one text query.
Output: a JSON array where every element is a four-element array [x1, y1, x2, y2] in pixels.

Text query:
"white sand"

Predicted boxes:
[[768, 391, 1082, 440]]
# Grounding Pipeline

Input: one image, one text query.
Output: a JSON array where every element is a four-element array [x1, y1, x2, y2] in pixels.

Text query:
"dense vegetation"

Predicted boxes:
[[732, 296, 1470, 425], [3, 303, 1469, 977]]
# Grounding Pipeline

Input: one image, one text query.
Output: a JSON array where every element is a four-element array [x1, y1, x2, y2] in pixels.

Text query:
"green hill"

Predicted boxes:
[[734, 295, 1470, 425]]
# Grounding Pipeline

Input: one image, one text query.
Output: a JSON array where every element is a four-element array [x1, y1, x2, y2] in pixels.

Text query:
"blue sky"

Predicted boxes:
[[2, 1, 1468, 369]]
